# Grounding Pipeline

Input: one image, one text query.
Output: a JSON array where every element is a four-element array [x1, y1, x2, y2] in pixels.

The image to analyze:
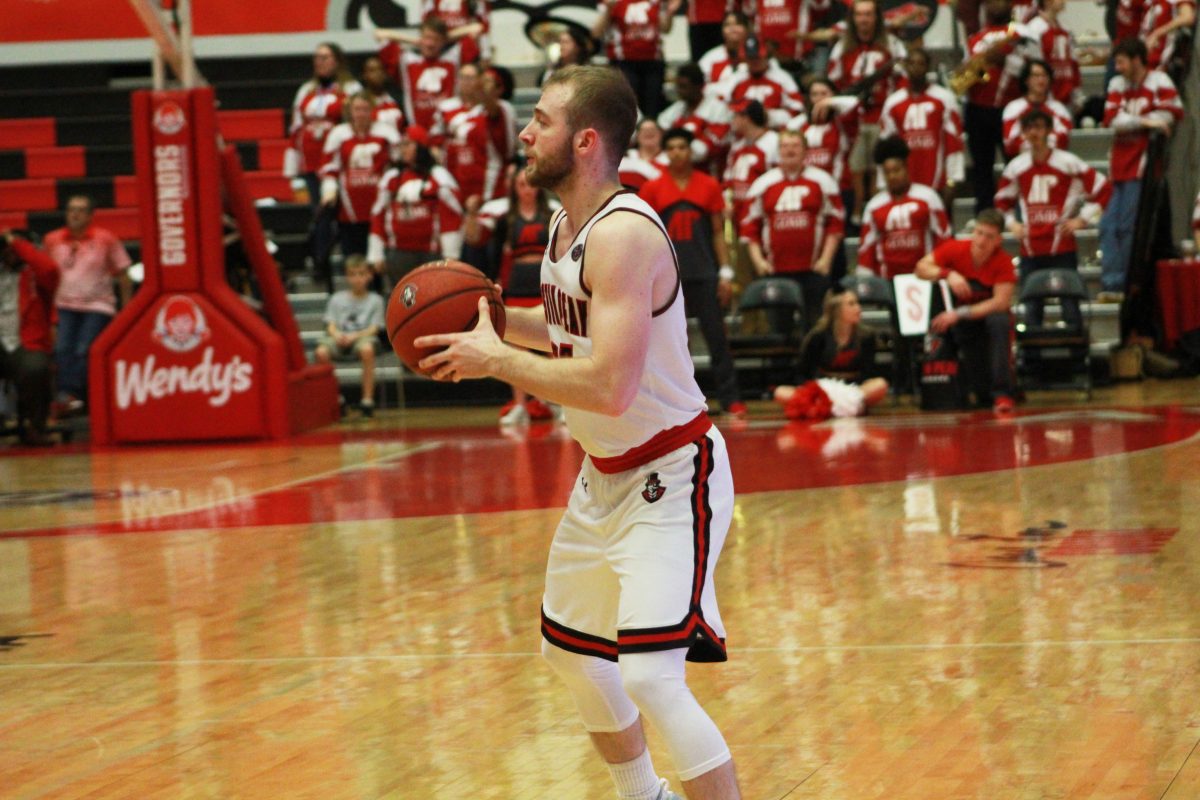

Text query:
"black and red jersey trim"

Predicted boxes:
[[542, 607, 620, 662], [618, 434, 727, 663]]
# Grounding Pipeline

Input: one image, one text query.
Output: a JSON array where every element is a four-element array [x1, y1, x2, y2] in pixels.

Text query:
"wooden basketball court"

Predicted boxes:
[[2, 382, 1198, 799]]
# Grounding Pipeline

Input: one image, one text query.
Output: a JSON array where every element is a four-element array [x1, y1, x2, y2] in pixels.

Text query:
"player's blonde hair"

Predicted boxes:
[[542, 65, 638, 170]]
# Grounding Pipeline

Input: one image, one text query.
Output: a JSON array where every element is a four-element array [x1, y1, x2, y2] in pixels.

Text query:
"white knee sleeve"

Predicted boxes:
[[619, 650, 732, 782], [541, 639, 640, 733]]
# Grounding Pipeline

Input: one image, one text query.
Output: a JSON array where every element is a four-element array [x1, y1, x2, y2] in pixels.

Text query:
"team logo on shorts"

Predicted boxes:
[[641, 472, 665, 503], [571, 244, 583, 261]]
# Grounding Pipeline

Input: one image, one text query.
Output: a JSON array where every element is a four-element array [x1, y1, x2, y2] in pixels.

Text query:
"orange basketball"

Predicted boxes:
[[386, 259, 506, 374]]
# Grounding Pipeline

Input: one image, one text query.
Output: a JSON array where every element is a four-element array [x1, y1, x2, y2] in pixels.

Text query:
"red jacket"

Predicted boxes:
[[8, 238, 59, 353]]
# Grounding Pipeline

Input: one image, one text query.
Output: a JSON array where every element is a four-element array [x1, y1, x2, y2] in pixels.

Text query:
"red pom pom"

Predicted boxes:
[[783, 380, 833, 421]]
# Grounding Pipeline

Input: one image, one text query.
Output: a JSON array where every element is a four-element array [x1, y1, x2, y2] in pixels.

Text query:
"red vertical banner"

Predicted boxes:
[[90, 88, 291, 443]]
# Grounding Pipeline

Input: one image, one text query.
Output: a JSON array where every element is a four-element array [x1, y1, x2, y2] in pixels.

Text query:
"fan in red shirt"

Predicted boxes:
[[827, 0, 908, 221], [697, 10, 749, 87], [915, 209, 1017, 412], [742, 128, 845, 325], [879, 47, 965, 197], [420, 0, 492, 63], [1025, 0, 1083, 108], [994, 108, 1110, 328], [1000, 59, 1073, 158], [859, 137, 950, 280], [591, 0, 683, 117], [367, 126, 464, 288], [319, 92, 402, 262], [0, 232, 59, 445], [375, 17, 478, 130], [359, 55, 407, 136], [640, 127, 746, 416]]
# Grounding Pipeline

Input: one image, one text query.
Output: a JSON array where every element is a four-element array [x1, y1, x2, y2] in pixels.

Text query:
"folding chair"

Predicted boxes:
[[1015, 268, 1092, 397], [727, 277, 805, 393]]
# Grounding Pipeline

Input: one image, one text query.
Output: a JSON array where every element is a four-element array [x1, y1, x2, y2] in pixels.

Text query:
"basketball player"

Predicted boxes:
[[414, 65, 742, 800]]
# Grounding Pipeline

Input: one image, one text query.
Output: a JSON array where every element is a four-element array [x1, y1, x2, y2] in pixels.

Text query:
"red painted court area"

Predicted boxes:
[[5, 406, 1199, 539]]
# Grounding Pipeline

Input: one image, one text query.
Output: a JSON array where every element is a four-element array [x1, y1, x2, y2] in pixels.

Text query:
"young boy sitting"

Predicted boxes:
[[314, 255, 385, 416]]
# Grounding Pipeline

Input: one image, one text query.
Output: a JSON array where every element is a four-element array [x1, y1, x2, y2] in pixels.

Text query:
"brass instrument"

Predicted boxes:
[[948, 24, 1021, 96]]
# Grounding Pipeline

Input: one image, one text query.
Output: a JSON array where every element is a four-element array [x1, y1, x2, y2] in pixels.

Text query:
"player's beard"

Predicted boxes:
[[527, 136, 574, 191]]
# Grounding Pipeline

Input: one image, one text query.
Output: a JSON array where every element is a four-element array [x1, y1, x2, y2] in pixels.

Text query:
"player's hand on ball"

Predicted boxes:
[[415, 297, 504, 382]]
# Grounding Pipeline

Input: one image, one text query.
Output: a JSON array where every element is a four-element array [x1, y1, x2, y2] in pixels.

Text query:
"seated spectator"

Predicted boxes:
[[914, 209, 1018, 413], [464, 161, 560, 424], [994, 108, 1109, 328], [1001, 59, 1073, 158], [42, 195, 132, 415], [368, 126, 464, 290], [319, 92, 401, 269], [314, 256, 385, 417], [0, 231, 59, 445], [772, 287, 890, 419], [742, 128, 845, 328]]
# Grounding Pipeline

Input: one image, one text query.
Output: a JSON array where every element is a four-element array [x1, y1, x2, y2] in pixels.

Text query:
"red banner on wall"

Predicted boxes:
[[0, 0, 331, 43]]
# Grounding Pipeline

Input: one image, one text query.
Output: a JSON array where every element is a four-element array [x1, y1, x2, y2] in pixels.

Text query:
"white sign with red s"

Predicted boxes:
[[894, 274, 933, 337]]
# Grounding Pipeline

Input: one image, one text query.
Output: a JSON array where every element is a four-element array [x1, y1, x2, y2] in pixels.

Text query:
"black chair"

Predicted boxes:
[[1015, 268, 1092, 397], [727, 277, 805, 392]]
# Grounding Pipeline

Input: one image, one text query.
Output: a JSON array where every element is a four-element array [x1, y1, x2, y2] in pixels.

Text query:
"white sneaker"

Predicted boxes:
[[499, 402, 530, 426], [656, 779, 684, 800]]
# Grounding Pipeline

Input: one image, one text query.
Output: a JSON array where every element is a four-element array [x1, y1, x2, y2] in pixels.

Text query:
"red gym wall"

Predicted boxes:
[[0, 0, 331, 41]]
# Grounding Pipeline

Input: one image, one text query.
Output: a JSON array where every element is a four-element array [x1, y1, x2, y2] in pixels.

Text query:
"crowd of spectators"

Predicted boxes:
[[7, 0, 1190, 441], [269, 0, 1195, 419]]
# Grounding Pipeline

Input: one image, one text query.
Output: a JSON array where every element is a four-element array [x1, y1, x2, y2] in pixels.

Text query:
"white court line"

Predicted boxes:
[[3, 637, 1199, 670]]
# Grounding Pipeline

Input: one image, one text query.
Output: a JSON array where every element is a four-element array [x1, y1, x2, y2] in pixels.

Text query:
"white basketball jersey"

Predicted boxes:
[[541, 191, 707, 459]]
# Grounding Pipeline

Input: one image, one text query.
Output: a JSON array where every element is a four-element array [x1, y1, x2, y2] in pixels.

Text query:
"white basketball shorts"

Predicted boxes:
[[541, 426, 734, 663]]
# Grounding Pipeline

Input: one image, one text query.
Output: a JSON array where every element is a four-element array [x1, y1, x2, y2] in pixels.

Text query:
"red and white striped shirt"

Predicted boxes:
[[963, 24, 1030, 109], [657, 96, 733, 166], [1140, 0, 1196, 67], [1103, 69, 1183, 181], [994, 147, 1111, 257], [442, 102, 517, 202], [698, 44, 740, 87], [1001, 96, 1073, 158], [369, 165, 463, 255], [1025, 14, 1082, 107], [370, 91, 406, 135], [787, 101, 858, 192], [724, 130, 780, 228], [716, 63, 806, 129], [741, 165, 845, 272], [880, 85, 965, 191], [601, 0, 665, 61], [421, 0, 491, 61], [827, 35, 907, 123], [619, 150, 667, 191], [380, 43, 463, 130], [319, 122, 401, 223], [288, 78, 362, 174], [858, 184, 950, 278]]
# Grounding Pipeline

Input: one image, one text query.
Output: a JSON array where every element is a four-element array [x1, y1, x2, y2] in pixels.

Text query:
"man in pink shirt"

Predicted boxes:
[[42, 195, 132, 412]]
